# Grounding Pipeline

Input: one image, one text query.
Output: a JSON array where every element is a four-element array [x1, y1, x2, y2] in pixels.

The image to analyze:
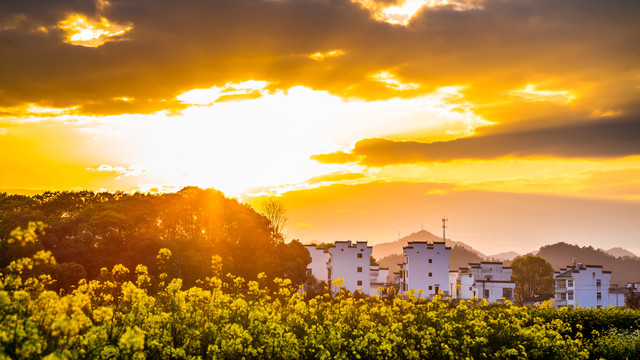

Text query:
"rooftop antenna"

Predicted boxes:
[[442, 217, 448, 242]]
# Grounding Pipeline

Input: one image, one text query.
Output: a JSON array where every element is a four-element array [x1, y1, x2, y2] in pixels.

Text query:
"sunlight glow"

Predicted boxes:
[[352, 0, 482, 26], [40, 83, 489, 196], [177, 81, 270, 105], [112, 97, 134, 102], [86, 164, 147, 180], [24, 104, 79, 115], [57, 14, 132, 47], [510, 84, 575, 104], [308, 50, 345, 61], [370, 71, 420, 91]]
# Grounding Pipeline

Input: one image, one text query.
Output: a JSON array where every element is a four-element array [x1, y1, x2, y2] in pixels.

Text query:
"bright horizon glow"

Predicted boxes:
[[91, 84, 490, 196]]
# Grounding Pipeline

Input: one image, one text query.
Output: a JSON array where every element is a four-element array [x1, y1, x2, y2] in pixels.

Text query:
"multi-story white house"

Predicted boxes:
[[304, 244, 331, 283], [450, 262, 515, 303], [327, 240, 373, 294], [554, 263, 622, 308], [401, 241, 451, 297]]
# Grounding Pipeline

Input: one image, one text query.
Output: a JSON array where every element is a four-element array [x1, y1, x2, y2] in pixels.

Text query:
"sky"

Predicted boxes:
[[1, 0, 639, 255]]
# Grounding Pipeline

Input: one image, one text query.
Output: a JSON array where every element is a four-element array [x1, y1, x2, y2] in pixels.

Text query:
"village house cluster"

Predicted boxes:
[[305, 240, 636, 308]]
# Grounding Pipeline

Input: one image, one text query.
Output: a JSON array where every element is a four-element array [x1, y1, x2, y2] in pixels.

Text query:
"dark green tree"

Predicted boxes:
[[510, 255, 554, 304], [626, 285, 640, 310]]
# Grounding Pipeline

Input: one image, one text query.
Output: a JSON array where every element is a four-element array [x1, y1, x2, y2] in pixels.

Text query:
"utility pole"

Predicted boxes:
[[442, 217, 448, 242]]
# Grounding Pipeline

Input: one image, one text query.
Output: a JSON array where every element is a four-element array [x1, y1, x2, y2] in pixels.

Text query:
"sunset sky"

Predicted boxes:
[[1, 0, 639, 255]]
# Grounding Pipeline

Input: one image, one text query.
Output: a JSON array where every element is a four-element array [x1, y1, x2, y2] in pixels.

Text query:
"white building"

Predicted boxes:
[[401, 241, 451, 297], [450, 262, 515, 303], [304, 244, 331, 283], [369, 265, 390, 296], [448, 271, 459, 297], [396, 263, 406, 292], [554, 263, 622, 308], [327, 241, 373, 294]]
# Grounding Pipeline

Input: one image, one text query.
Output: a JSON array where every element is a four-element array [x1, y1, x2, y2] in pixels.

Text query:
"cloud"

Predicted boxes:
[[310, 151, 361, 164], [57, 13, 133, 47], [86, 164, 147, 179], [305, 171, 368, 185], [510, 84, 575, 104], [0, 0, 638, 118], [313, 117, 640, 165]]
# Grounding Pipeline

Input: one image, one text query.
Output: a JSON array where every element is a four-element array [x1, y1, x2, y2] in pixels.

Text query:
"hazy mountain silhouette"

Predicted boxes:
[[372, 230, 485, 260], [486, 251, 520, 261], [375, 230, 486, 282], [536, 242, 640, 285], [604, 247, 638, 258]]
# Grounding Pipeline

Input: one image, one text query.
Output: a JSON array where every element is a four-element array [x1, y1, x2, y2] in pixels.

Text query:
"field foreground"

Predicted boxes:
[[1, 227, 639, 359]]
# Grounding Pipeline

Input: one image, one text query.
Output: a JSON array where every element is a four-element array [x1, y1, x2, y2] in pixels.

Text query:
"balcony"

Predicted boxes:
[[555, 281, 567, 290]]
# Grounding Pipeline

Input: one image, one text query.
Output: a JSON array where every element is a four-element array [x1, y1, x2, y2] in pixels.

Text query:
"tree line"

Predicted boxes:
[[0, 187, 310, 291]]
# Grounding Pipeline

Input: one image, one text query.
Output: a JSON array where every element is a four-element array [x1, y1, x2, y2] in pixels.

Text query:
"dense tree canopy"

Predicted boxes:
[[510, 255, 555, 304], [0, 188, 310, 288]]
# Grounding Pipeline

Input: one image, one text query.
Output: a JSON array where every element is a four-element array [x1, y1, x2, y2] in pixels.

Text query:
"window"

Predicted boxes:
[[502, 288, 513, 299], [484, 289, 489, 299], [428, 259, 432, 263], [429, 286, 432, 290], [568, 280, 574, 287], [568, 293, 573, 300], [597, 292, 602, 300], [357, 253, 363, 259], [357, 280, 362, 286], [469, 287, 473, 291], [357, 267, 362, 273], [596, 279, 601, 287], [428, 272, 432, 277]]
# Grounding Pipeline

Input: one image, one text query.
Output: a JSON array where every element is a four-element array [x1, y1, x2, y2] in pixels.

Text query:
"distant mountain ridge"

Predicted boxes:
[[604, 247, 638, 258], [486, 251, 520, 261], [537, 242, 640, 285], [372, 230, 485, 260], [372, 230, 640, 285]]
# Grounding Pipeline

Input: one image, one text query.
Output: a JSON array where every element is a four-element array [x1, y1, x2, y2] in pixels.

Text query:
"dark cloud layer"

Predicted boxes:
[[0, 0, 639, 115], [312, 117, 640, 165]]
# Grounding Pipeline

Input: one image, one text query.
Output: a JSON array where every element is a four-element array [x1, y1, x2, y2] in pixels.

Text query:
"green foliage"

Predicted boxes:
[[511, 255, 555, 304], [626, 285, 640, 310], [0, 188, 310, 289], [590, 329, 640, 359]]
